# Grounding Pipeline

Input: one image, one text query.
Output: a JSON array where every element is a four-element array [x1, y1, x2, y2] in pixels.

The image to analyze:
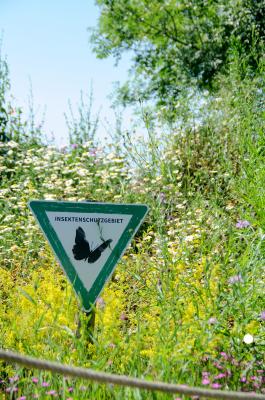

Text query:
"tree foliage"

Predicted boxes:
[[90, 0, 264, 112], [0, 46, 10, 142]]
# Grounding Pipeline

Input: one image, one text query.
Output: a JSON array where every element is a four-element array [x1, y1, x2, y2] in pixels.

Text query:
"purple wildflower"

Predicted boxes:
[[9, 375, 19, 383], [228, 274, 243, 284], [68, 387, 74, 392], [208, 317, 217, 324], [158, 192, 166, 204], [240, 376, 247, 383], [71, 143, 78, 149], [46, 390, 57, 395], [60, 145, 67, 154], [42, 381, 50, 387], [32, 377, 38, 383], [202, 378, 210, 385], [89, 148, 97, 156], [236, 220, 250, 229], [18, 397, 26, 400], [260, 311, 265, 321]]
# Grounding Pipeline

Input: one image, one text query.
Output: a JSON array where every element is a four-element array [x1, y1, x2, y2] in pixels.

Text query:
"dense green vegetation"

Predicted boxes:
[[0, 1, 264, 398]]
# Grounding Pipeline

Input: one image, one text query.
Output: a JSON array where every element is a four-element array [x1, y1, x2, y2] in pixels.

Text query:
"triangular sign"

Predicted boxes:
[[29, 200, 148, 310]]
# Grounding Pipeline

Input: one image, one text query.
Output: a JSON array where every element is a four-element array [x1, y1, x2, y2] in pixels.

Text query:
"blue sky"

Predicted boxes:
[[0, 0, 131, 145]]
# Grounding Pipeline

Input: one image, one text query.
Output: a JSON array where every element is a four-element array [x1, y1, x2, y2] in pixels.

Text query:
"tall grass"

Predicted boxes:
[[0, 54, 264, 399]]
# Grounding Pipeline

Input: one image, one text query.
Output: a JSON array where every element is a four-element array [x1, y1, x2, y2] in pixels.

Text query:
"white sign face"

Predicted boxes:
[[29, 201, 149, 310], [46, 211, 132, 293]]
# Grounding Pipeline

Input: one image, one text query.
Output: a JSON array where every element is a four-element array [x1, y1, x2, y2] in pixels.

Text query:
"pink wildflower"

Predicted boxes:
[[6, 387, 18, 393], [42, 381, 50, 387], [213, 362, 223, 369], [214, 373, 226, 379], [32, 377, 38, 383], [211, 383, 222, 389], [202, 378, 210, 385]]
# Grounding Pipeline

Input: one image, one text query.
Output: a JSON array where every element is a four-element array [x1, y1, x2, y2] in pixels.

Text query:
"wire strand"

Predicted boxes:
[[1, 350, 265, 399]]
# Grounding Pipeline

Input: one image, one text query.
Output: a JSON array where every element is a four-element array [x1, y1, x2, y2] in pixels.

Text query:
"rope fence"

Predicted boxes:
[[0, 349, 264, 400]]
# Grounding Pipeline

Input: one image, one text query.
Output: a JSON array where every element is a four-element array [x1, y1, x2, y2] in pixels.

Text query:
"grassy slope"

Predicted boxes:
[[0, 65, 264, 399]]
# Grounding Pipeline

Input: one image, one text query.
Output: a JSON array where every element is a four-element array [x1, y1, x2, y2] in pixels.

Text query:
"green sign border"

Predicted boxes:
[[29, 200, 148, 310]]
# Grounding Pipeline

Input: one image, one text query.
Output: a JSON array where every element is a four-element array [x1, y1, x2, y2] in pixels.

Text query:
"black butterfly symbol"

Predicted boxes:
[[72, 226, 112, 264]]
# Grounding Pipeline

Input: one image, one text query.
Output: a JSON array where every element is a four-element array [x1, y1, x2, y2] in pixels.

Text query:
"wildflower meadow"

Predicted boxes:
[[0, 20, 265, 400]]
